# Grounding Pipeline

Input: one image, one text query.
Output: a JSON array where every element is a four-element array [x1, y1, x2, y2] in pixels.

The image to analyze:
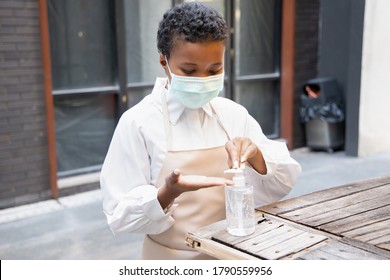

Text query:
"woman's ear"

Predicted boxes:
[[159, 53, 170, 79], [159, 53, 167, 67]]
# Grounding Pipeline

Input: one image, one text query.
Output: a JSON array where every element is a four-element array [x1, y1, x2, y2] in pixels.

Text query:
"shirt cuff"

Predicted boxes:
[[142, 187, 177, 222], [244, 161, 275, 181]]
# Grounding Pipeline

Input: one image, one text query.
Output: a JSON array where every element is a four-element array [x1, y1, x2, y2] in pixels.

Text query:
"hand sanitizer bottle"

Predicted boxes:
[[224, 168, 255, 236]]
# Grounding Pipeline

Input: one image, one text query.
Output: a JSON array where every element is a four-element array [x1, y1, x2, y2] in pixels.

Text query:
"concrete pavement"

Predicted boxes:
[[1, 148, 390, 260]]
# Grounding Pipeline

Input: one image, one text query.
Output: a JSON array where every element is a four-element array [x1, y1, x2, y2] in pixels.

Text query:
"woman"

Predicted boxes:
[[100, 2, 301, 260]]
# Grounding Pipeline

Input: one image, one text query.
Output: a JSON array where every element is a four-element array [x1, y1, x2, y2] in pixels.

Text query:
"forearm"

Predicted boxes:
[[247, 146, 267, 175], [157, 185, 179, 210], [102, 184, 176, 235]]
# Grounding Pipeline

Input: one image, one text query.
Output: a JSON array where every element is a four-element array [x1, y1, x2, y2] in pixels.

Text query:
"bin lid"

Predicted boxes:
[[302, 77, 343, 102]]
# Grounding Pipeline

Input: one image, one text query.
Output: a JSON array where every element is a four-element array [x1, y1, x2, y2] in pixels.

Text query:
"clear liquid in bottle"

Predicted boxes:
[[225, 184, 255, 236]]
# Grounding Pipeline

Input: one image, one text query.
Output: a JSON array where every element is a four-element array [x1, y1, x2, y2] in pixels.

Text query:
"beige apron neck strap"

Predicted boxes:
[[161, 90, 173, 150], [210, 101, 232, 141]]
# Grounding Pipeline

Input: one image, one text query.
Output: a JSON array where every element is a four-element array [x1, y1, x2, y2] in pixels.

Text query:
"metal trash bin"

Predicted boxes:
[[300, 77, 345, 152]]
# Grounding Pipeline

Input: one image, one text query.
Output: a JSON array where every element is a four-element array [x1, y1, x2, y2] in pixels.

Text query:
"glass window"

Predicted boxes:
[[234, 0, 280, 137], [48, 0, 116, 90], [235, 0, 277, 76], [235, 81, 279, 136], [127, 88, 152, 107], [48, 0, 118, 176], [125, 0, 170, 84], [54, 94, 117, 175]]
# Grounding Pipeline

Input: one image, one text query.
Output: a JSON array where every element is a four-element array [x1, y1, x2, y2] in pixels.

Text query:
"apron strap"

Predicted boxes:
[[161, 90, 173, 150], [210, 101, 232, 141]]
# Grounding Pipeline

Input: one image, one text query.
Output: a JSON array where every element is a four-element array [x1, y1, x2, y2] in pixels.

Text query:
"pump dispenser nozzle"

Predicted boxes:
[[224, 168, 245, 187]]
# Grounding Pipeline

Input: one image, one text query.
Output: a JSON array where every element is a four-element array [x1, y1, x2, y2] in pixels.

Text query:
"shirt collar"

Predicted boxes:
[[152, 77, 214, 125]]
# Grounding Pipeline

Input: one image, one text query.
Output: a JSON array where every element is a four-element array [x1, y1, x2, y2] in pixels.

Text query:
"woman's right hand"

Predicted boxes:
[[157, 169, 233, 210]]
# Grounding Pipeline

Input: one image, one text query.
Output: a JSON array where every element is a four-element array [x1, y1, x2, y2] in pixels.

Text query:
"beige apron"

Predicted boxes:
[[141, 92, 232, 260]]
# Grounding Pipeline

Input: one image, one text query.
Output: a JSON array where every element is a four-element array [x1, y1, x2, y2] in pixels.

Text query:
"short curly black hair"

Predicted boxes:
[[157, 2, 228, 59]]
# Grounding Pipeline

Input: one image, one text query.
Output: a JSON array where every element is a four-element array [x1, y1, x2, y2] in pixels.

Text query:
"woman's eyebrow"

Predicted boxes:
[[181, 62, 198, 66], [179, 62, 223, 68]]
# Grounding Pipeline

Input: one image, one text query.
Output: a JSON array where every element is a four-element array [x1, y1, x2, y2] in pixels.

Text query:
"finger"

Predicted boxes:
[[166, 169, 180, 185], [225, 179, 234, 186], [239, 139, 255, 169], [173, 168, 180, 176], [239, 139, 251, 162], [233, 137, 242, 167], [225, 141, 238, 168], [227, 156, 233, 169], [241, 143, 257, 162], [182, 175, 232, 188], [202, 176, 233, 186], [240, 143, 258, 169], [240, 138, 253, 156]]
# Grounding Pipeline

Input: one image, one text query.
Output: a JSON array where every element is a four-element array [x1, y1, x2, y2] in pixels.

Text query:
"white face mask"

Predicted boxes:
[[165, 57, 224, 109]]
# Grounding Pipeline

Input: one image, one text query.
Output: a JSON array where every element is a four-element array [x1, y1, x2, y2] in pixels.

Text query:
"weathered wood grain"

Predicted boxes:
[[254, 231, 327, 259], [377, 243, 390, 250], [212, 219, 283, 246], [343, 219, 390, 244], [320, 204, 390, 234], [294, 194, 390, 227], [340, 237, 390, 258], [259, 175, 390, 215], [279, 184, 390, 224], [211, 220, 328, 259], [298, 239, 388, 260]]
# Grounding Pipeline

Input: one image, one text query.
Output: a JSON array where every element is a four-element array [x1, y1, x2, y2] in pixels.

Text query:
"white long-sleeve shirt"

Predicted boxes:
[[100, 77, 301, 235]]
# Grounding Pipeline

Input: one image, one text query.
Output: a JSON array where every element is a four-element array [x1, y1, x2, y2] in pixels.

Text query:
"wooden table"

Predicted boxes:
[[185, 175, 390, 259]]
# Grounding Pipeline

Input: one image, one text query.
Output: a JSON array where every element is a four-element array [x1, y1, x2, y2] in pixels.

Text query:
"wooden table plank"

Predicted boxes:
[[189, 218, 227, 239], [371, 235, 390, 246], [185, 233, 259, 260], [279, 184, 390, 224], [211, 218, 328, 260], [378, 243, 390, 250], [189, 212, 269, 241], [297, 239, 389, 260], [320, 204, 390, 234], [212, 218, 284, 246], [259, 175, 390, 215], [297, 247, 345, 260], [256, 231, 327, 259], [294, 194, 390, 227], [341, 237, 390, 259], [343, 219, 390, 243], [238, 225, 305, 251]]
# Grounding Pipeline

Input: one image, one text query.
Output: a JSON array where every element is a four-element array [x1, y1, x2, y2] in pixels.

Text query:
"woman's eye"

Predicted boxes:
[[181, 69, 195, 75], [209, 69, 222, 75]]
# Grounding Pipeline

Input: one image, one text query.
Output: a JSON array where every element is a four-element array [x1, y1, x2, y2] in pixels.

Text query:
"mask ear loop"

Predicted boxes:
[[163, 56, 173, 91], [164, 56, 173, 78]]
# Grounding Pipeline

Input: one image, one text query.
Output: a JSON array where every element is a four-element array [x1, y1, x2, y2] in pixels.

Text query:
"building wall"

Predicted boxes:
[[0, 0, 51, 208], [292, 0, 320, 148], [359, 0, 390, 156]]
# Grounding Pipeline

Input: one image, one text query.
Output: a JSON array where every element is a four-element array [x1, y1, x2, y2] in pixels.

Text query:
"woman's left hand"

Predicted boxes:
[[225, 137, 267, 175]]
